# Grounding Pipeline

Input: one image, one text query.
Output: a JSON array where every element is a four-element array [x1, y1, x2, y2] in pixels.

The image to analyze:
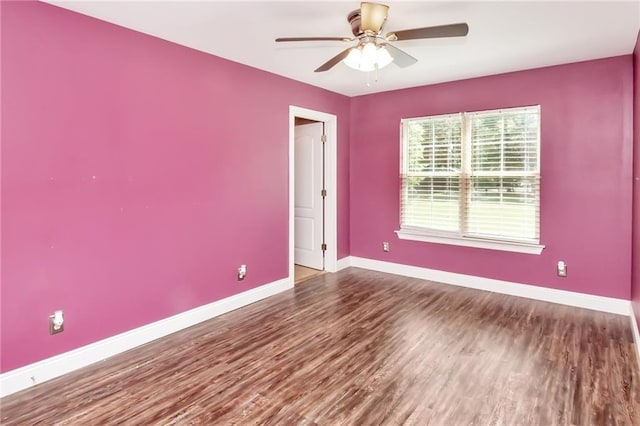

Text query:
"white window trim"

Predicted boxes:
[[398, 105, 542, 254], [395, 228, 545, 255]]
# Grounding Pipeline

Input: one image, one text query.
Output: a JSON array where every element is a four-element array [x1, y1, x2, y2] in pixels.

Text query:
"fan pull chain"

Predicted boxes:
[[366, 64, 381, 87]]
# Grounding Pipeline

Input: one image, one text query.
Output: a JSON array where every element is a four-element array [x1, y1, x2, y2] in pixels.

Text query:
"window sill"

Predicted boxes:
[[395, 229, 545, 255]]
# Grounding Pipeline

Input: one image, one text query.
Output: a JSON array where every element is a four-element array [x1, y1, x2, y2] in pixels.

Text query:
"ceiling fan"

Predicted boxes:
[[275, 2, 469, 73]]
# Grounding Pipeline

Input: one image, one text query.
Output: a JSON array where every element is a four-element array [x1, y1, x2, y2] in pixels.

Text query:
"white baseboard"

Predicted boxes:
[[348, 256, 630, 315], [336, 256, 352, 271], [0, 277, 293, 398], [630, 305, 640, 372]]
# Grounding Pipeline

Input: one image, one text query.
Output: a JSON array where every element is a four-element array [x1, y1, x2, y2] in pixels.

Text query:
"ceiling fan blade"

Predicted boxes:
[[360, 2, 389, 34], [387, 23, 469, 41], [381, 44, 417, 68], [314, 48, 353, 72], [275, 37, 351, 42]]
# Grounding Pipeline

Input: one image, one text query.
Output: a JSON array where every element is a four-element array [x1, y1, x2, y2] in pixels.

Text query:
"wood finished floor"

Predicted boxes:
[[2, 268, 639, 425], [294, 265, 324, 285]]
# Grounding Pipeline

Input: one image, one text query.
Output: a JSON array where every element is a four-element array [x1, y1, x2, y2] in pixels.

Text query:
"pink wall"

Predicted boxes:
[[350, 56, 634, 299], [632, 32, 640, 330], [0, 2, 350, 372]]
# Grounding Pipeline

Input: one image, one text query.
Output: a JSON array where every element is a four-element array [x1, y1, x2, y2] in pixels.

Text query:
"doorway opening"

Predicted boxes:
[[289, 106, 337, 285], [293, 118, 325, 284]]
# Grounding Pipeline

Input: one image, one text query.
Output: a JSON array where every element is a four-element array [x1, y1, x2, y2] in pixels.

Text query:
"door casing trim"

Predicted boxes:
[[289, 106, 338, 278]]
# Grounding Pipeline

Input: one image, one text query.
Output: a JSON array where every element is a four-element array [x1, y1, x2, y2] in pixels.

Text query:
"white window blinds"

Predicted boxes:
[[401, 113, 462, 233], [400, 105, 540, 245]]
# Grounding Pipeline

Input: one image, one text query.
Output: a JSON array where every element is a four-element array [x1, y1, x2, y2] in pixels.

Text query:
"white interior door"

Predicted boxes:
[[294, 122, 324, 270]]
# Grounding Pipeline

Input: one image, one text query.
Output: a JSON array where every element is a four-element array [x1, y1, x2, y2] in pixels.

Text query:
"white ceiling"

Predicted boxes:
[[45, 1, 640, 97]]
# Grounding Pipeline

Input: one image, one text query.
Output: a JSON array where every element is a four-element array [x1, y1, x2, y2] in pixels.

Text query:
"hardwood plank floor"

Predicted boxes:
[[2, 268, 639, 425], [294, 264, 324, 285]]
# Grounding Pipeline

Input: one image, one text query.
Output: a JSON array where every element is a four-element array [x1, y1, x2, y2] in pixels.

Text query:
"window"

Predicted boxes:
[[397, 106, 542, 254]]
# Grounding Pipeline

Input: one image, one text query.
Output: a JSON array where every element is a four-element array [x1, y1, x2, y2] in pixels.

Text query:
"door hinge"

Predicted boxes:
[[321, 134, 327, 143], [321, 189, 327, 198], [321, 243, 327, 251]]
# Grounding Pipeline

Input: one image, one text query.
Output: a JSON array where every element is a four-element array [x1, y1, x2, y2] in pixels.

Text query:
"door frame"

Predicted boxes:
[[289, 106, 338, 281]]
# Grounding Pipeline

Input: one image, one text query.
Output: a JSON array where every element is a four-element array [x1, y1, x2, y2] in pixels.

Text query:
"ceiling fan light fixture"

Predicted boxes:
[[343, 42, 393, 72], [376, 45, 393, 68], [275, 3, 469, 74]]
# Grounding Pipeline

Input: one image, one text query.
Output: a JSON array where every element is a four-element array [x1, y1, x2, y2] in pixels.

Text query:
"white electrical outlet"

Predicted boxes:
[[238, 264, 247, 281], [49, 310, 64, 334], [557, 261, 567, 277], [383, 242, 389, 252]]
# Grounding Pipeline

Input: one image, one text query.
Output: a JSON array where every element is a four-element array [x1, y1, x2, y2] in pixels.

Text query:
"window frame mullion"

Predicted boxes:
[[459, 113, 471, 237]]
